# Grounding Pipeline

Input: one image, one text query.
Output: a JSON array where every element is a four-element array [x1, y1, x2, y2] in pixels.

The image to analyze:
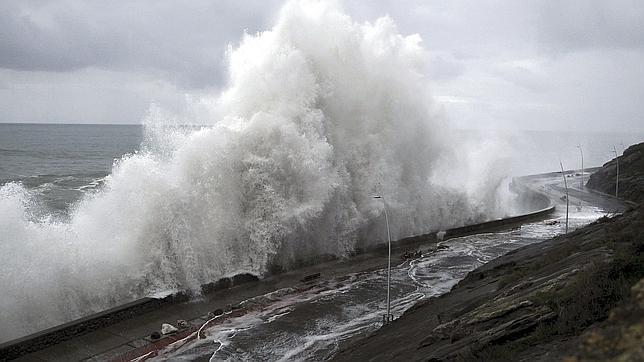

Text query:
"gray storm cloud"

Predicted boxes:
[[0, 1, 281, 87], [0, 0, 643, 130]]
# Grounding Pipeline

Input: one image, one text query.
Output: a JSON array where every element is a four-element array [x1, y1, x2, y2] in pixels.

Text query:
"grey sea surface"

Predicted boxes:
[[0, 123, 142, 217], [1, 123, 642, 218]]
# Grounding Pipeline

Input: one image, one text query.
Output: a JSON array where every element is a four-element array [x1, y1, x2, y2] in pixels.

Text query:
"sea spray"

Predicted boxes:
[[0, 0, 517, 341]]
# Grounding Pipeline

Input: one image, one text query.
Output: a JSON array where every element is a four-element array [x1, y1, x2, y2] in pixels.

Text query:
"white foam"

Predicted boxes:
[[0, 0, 520, 341]]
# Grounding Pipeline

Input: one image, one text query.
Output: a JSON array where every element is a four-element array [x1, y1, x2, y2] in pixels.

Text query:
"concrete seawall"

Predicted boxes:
[[0, 177, 555, 360], [393, 181, 553, 246]]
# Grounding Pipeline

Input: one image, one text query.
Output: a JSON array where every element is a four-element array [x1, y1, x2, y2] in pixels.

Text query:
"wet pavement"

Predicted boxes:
[[149, 173, 622, 361]]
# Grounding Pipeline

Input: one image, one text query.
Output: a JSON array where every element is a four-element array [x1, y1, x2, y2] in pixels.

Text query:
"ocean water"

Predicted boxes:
[[0, 123, 142, 217]]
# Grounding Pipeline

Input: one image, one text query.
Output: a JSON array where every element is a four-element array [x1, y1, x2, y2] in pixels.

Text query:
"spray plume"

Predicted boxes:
[[0, 0, 515, 340]]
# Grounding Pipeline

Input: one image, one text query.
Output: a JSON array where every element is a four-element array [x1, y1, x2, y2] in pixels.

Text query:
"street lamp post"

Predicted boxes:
[[613, 146, 619, 197], [374, 195, 392, 324], [559, 160, 569, 234], [577, 145, 584, 188]]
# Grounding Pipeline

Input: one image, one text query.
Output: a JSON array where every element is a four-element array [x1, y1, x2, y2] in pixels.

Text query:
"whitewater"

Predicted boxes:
[[0, 0, 517, 341]]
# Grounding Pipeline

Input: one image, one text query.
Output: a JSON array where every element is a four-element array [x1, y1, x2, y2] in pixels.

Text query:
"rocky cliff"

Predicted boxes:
[[587, 142, 644, 205]]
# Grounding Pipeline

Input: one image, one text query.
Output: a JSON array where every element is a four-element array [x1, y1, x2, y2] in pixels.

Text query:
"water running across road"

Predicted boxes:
[[154, 204, 605, 361]]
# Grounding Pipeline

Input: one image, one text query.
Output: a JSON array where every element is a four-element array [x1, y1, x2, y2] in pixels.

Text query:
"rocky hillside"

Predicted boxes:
[[587, 141, 644, 205]]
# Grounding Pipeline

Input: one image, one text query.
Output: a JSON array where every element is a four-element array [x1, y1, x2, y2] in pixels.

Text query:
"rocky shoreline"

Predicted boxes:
[[335, 144, 644, 361]]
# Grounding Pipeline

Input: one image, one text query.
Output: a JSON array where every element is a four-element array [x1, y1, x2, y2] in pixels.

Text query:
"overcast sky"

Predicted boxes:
[[1, 0, 643, 132]]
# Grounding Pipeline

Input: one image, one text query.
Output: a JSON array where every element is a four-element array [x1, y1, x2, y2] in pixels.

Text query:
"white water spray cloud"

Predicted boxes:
[[0, 0, 516, 341]]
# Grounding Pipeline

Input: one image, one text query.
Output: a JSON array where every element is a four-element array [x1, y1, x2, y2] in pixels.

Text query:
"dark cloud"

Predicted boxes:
[[0, 1, 282, 89], [0, 0, 643, 131]]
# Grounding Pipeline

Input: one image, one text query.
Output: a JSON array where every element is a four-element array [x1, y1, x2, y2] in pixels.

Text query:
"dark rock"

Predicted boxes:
[[150, 331, 161, 340], [563, 277, 644, 361], [232, 273, 259, 285], [301, 273, 321, 283], [201, 277, 233, 294], [587, 141, 644, 205]]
